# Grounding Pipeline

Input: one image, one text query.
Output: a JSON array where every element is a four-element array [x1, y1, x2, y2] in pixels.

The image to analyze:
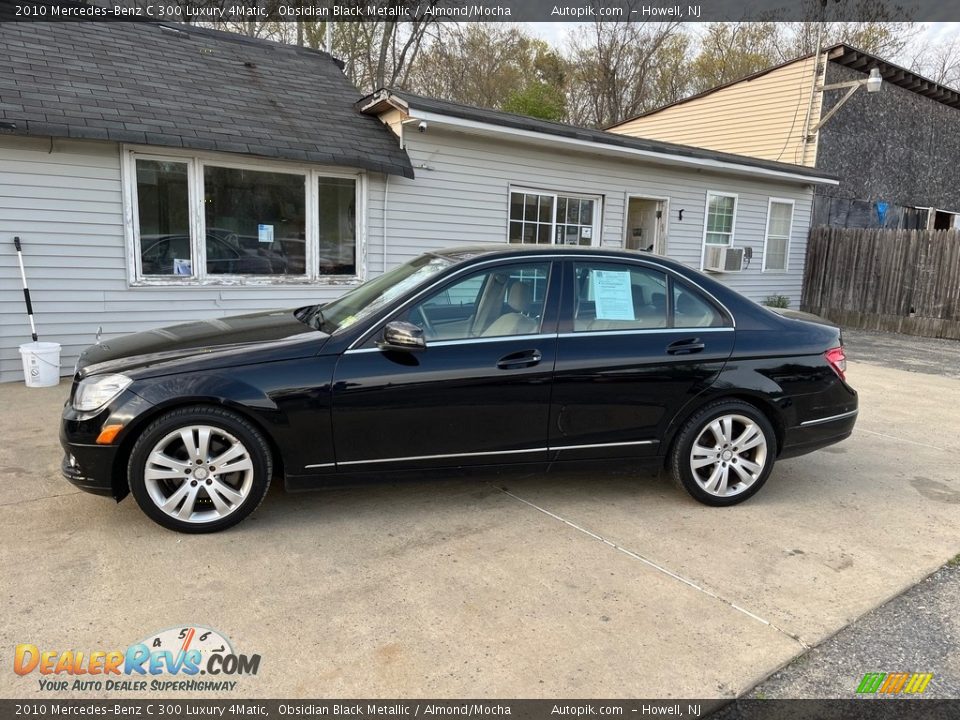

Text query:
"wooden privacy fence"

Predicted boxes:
[[801, 227, 960, 339]]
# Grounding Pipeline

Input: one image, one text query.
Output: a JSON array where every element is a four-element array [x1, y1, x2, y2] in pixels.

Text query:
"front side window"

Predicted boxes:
[[763, 200, 794, 271], [402, 262, 551, 341], [509, 189, 599, 246], [704, 193, 736, 245], [131, 153, 359, 283]]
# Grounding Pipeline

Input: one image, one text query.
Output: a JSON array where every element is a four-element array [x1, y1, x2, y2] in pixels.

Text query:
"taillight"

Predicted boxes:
[[825, 346, 847, 380]]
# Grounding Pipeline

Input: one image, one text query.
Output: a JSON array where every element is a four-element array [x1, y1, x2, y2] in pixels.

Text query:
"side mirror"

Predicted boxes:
[[378, 321, 426, 352]]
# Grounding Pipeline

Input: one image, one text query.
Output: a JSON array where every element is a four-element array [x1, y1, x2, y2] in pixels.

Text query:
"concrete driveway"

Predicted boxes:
[[1, 359, 958, 699]]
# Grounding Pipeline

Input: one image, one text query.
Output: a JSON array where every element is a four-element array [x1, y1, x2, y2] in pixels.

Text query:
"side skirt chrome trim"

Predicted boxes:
[[304, 439, 660, 470], [799, 409, 858, 427], [336, 447, 548, 466], [552, 439, 659, 451]]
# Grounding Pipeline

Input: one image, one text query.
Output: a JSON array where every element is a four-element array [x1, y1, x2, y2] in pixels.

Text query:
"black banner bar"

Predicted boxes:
[[2, 0, 960, 23], [2, 700, 960, 720]]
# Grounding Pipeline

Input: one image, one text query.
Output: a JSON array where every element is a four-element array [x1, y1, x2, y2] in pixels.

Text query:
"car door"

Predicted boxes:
[[330, 259, 560, 470], [549, 258, 735, 461]]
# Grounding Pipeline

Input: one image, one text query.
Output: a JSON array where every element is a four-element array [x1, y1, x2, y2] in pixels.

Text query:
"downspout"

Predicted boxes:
[[800, 24, 825, 167], [383, 174, 390, 274]]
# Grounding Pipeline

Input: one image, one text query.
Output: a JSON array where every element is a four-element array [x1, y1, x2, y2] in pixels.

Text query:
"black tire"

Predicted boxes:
[[670, 399, 777, 507], [128, 406, 272, 533]]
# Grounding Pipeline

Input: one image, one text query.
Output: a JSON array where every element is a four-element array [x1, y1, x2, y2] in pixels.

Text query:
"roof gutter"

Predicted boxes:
[[408, 108, 837, 186]]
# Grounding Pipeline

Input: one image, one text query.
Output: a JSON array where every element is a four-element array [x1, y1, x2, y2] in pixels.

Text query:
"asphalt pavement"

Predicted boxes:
[[719, 327, 960, 703]]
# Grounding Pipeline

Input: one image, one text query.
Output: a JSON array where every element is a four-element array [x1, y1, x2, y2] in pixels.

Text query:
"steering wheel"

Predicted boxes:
[[414, 305, 435, 337]]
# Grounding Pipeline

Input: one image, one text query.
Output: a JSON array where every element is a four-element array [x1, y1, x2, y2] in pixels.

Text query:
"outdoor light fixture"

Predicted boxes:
[[808, 66, 884, 136]]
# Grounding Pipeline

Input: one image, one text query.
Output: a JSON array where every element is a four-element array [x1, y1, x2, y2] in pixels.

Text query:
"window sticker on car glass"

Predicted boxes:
[[592, 270, 634, 320]]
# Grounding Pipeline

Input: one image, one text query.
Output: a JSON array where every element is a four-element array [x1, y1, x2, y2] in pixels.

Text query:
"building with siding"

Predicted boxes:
[[609, 44, 960, 231], [0, 22, 835, 383]]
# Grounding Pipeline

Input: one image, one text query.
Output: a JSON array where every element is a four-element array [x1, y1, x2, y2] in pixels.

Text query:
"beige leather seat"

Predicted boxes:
[[481, 281, 538, 337]]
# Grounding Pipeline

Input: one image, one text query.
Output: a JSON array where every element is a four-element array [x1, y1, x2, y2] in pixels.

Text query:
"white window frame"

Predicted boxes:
[[507, 186, 603, 248], [762, 197, 795, 273], [700, 191, 738, 270], [121, 145, 366, 287]]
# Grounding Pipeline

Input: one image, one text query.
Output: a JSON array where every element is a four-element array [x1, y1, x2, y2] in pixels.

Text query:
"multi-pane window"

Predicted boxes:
[[509, 189, 599, 246], [763, 200, 794, 272], [704, 193, 737, 245], [130, 153, 358, 282]]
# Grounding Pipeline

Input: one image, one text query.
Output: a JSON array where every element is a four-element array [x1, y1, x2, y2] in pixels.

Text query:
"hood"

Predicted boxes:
[[77, 309, 326, 378]]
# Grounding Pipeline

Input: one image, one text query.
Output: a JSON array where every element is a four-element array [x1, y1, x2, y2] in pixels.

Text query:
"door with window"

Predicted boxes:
[[549, 259, 735, 461], [331, 261, 559, 469]]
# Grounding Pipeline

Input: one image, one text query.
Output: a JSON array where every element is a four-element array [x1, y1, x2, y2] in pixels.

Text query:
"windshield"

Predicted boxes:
[[306, 254, 454, 334]]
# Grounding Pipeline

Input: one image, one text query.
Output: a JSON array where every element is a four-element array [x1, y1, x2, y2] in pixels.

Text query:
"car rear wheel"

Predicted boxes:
[[128, 406, 272, 533], [670, 400, 776, 506]]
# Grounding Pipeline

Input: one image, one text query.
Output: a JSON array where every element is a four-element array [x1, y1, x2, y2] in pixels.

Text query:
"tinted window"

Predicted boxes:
[[573, 262, 668, 332], [673, 281, 727, 328]]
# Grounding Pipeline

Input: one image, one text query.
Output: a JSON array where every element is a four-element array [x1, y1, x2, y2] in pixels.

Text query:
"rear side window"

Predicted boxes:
[[573, 262, 669, 332], [572, 261, 728, 331], [672, 280, 727, 328]]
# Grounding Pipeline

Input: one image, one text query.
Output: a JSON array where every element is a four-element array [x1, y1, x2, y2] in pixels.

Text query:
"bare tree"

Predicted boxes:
[[565, 20, 683, 128]]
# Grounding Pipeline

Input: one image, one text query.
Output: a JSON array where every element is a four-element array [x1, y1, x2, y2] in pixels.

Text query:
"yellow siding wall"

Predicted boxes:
[[610, 56, 823, 167]]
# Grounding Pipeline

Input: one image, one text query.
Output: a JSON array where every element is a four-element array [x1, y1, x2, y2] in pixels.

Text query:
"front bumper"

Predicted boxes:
[[60, 387, 155, 499], [61, 446, 117, 496]]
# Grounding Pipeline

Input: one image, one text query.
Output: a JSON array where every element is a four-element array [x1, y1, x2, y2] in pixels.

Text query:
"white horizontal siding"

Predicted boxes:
[[389, 127, 812, 304], [0, 130, 813, 384], [0, 136, 384, 382]]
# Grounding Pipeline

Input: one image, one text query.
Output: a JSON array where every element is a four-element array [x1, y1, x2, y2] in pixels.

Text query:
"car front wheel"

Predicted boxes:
[[128, 406, 272, 533], [671, 400, 777, 506]]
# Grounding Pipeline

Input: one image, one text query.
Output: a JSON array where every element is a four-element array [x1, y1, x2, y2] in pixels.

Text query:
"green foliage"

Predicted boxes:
[[502, 82, 567, 121], [762, 295, 791, 308]]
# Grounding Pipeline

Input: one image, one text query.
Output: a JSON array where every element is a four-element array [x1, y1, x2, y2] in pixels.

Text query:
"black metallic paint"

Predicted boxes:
[[59, 246, 858, 502]]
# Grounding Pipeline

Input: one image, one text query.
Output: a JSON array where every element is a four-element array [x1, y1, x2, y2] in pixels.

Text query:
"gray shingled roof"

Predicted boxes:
[[373, 89, 834, 182], [0, 22, 413, 178]]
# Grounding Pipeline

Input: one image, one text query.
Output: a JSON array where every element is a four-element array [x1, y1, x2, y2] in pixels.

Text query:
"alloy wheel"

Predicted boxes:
[[142, 425, 255, 524], [689, 413, 768, 498]]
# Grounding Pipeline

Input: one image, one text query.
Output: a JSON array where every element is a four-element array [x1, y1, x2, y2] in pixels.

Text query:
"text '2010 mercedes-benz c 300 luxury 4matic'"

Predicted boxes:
[[61, 246, 857, 532]]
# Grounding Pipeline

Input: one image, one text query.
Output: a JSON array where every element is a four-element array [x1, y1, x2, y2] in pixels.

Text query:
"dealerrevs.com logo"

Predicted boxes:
[[14, 626, 261, 693]]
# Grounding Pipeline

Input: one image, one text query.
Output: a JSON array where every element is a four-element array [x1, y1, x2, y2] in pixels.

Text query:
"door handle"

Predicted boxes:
[[667, 338, 705, 355], [497, 349, 542, 370]]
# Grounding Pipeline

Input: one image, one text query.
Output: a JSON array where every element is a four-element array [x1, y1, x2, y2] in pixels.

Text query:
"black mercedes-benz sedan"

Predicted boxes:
[[61, 246, 857, 533]]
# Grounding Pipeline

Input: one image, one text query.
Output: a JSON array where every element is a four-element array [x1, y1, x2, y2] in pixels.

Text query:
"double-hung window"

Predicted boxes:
[[763, 199, 794, 272], [128, 150, 360, 284], [508, 188, 600, 246], [703, 192, 737, 246]]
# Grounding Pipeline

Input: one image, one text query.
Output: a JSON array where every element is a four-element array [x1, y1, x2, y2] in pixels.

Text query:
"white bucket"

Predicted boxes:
[[19, 341, 61, 388]]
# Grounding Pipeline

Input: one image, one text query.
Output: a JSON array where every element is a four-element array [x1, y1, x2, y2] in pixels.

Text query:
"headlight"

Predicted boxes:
[[73, 374, 133, 412]]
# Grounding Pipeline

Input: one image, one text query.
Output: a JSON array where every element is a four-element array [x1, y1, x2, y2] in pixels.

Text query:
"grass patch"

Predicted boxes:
[[947, 553, 960, 567]]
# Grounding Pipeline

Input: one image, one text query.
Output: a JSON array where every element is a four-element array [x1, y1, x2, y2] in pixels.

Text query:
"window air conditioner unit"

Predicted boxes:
[[703, 246, 745, 273]]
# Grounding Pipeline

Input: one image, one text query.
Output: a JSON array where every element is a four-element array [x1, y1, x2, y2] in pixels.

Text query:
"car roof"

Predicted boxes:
[[429, 244, 693, 272]]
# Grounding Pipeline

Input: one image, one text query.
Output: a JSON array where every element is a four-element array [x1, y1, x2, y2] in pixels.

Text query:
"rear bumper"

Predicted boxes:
[[780, 409, 858, 460]]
